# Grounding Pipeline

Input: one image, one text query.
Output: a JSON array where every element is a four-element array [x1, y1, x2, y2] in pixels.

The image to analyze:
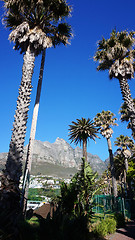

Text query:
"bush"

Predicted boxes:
[[106, 218, 117, 234], [93, 217, 116, 238]]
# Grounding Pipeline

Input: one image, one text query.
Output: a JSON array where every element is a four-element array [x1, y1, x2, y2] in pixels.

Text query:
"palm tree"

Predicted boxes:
[[119, 100, 135, 139], [1, 0, 72, 213], [94, 29, 135, 135], [94, 110, 118, 197], [113, 150, 125, 196], [114, 135, 134, 172], [68, 117, 99, 162]]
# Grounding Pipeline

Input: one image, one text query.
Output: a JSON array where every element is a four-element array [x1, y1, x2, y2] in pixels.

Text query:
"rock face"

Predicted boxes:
[[23, 138, 106, 175], [0, 138, 106, 176]]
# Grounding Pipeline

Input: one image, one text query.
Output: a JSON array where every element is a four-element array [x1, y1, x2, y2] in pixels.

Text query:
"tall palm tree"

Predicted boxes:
[[94, 29, 135, 135], [94, 110, 118, 197], [1, 0, 72, 213], [68, 117, 99, 162], [114, 135, 134, 172]]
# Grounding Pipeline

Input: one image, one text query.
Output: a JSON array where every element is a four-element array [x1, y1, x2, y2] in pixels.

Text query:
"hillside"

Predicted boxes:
[[0, 138, 106, 178]]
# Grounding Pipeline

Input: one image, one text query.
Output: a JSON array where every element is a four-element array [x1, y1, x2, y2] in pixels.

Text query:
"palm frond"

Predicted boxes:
[[94, 29, 135, 79]]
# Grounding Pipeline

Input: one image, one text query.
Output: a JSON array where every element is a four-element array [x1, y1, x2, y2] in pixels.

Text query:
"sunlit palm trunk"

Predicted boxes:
[[123, 169, 128, 196], [124, 158, 128, 197], [107, 138, 117, 197], [0, 46, 35, 212], [119, 173, 124, 196], [119, 77, 135, 135], [21, 49, 46, 213], [125, 158, 128, 172], [83, 140, 87, 161]]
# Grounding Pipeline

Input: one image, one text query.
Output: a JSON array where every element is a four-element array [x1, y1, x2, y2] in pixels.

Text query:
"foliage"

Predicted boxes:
[[93, 217, 116, 237], [114, 135, 134, 152], [96, 169, 112, 195], [94, 29, 135, 79], [59, 158, 99, 220], [69, 118, 99, 145], [94, 29, 135, 139], [69, 117, 99, 161], [18, 219, 39, 240], [3, 0, 72, 55], [36, 210, 90, 240], [28, 188, 60, 201], [114, 151, 125, 180], [94, 110, 117, 139], [128, 157, 135, 180], [119, 100, 135, 139]]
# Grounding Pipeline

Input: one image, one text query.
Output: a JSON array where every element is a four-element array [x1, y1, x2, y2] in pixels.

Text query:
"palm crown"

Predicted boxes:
[[69, 117, 99, 145], [69, 117, 99, 162], [94, 110, 118, 139], [114, 135, 134, 151], [94, 29, 135, 79], [3, 0, 72, 54]]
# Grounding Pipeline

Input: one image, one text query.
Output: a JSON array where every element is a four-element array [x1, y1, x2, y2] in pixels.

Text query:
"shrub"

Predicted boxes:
[[93, 217, 116, 238], [106, 218, 116, 234]]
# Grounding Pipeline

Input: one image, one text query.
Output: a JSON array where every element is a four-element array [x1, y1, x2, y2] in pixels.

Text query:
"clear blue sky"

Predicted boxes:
[[0, 0, 135, 161]]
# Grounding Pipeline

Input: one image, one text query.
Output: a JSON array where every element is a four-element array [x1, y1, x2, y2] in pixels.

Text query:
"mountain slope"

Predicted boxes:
[[0, 138, 106, 177]]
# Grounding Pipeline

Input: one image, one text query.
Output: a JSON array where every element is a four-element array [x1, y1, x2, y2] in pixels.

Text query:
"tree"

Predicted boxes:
[[114, 135, 134, 172], [98, 169, 112, 195], [68, 118, 99, 161], [94, 29, 135, 135], [1, 0, 72, 214], [94, 110, 118, 197], [78, 158, 99, 217], [128, 156, 135, 181], [113, 150, 125, 196]]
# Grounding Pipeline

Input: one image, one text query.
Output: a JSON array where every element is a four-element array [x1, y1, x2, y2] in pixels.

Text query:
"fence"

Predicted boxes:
[[93, 195, 134, 219]]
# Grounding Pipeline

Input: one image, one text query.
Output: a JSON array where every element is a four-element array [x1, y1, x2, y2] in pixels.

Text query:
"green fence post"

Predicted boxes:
[[122, 198, 125, 218]]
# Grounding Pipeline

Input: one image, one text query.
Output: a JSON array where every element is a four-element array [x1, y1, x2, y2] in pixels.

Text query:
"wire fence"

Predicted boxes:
[[93, 195, 135, 219]]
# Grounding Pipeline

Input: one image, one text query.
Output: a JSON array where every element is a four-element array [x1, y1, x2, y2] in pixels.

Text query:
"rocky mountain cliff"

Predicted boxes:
[[0, 138, 106, 177]]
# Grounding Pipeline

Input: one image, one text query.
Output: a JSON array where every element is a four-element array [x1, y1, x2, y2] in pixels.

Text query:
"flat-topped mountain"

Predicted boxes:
[[0, 138, 106, 178]]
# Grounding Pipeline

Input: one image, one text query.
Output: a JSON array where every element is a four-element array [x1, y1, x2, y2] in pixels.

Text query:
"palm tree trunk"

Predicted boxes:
[[124, 158, 129, 197], [83, 140, 87, 161], [119, 77, 135, 135], [107, 138, 117, 197], [124, 169, 127, 196], [125, 158, 128, 172], [119, 173, 124, 197], [21, 49, 46, 213], [0, 46, 35, 213]]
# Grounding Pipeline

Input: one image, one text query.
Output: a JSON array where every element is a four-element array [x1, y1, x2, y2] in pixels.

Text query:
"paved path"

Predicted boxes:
[[107, 221, 135, 240]]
